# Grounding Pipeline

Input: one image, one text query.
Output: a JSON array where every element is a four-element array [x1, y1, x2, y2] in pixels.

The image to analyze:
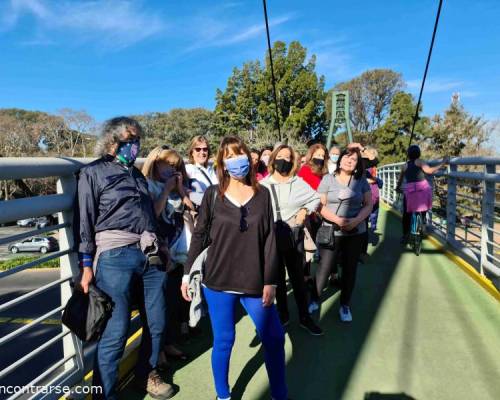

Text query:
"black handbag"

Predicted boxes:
[[270, 184, 304, 252], [316, 224, 335, 249], [316, 175, 352, 249], [62, 283, 114, 342], [201, 187, 218, 250]]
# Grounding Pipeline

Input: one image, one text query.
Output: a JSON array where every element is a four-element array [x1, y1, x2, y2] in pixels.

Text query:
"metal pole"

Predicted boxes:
[[262, 0, 282, 142], [408, 0, 444, 148]]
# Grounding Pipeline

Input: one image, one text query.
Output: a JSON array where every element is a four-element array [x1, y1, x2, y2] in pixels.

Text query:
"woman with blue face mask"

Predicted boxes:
[[182, 136, 288, 400], [328, 145, 341, 174]]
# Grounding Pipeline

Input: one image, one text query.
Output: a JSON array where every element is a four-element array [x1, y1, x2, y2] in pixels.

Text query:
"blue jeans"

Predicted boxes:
[[92, 246, 167, 399], [203, 286, 288, 400]]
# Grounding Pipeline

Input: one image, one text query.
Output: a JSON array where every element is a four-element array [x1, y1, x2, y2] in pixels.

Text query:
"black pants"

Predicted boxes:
[[313, 234, 363, 306], [276, 242, 309, 320], [164, 266, 190, 344], [402, 196, 426, 236]]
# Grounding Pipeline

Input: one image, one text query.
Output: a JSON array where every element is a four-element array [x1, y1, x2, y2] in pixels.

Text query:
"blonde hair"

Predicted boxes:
[[267, 144, 299, 177], [363, 146, 378, 160], [142, 147, 188, 183], [188, 135, 211, 166]]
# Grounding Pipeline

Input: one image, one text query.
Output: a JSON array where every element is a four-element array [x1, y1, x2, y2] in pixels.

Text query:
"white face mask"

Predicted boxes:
[[261, 155, 270, 166]]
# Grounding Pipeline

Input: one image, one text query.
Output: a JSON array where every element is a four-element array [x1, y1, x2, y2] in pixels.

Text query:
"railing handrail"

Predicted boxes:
[[378, 156, 500, 291]]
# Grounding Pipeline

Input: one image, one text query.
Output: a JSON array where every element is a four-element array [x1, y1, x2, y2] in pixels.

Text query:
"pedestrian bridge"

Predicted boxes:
[[0, 157, 498, 400]]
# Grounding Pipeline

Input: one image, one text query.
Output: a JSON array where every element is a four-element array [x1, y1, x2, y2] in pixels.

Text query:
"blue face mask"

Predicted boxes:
[[116, 139, 140, 166], [225, 155, 250, 179], [330, 154, 339, 163]]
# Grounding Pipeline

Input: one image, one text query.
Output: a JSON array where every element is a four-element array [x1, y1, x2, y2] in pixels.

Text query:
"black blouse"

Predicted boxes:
[[185, 185, 278, 295]]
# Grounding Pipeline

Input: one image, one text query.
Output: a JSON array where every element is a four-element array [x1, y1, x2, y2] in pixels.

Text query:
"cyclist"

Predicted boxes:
[[396, 145, 448, 244]]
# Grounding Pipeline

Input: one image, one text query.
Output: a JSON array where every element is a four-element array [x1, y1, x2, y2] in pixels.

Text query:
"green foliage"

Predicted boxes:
[[133, 108, 215, 157], [427, 96, 491, 157], [328, 69, 404, 135], [0, 255, 59, 271], [374, 92, 430, 164], [214, 41, 326, 142]]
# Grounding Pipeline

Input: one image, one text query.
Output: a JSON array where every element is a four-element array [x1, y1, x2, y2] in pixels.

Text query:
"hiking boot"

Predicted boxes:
[[144, 369, 175, 399], [339, 305, 352, 322], [299, 316, 324, 336]]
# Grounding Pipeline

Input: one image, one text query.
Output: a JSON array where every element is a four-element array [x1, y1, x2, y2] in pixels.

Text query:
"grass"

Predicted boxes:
[[0, 255, 60, 271]]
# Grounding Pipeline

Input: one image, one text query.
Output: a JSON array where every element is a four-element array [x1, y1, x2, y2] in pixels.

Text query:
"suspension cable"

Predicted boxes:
[[262, 0, 282, 142], [408, 0, 444, 148]]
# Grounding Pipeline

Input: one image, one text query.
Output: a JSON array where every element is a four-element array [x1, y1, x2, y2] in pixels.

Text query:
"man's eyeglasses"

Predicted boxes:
[[194, 147, 209, 153], [240, 206, 249, 232]]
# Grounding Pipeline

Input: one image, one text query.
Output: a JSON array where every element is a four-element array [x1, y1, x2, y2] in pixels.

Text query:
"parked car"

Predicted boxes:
[[17, 218, 37, 227], [8, 237, 59, 254], [36, 216, 50, 229]]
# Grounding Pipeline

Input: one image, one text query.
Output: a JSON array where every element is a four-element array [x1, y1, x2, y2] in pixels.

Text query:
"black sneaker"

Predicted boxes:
[[299, 316, 324, 336]]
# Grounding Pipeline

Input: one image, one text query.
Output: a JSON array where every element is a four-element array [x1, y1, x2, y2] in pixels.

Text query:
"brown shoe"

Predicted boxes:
[[145, 369, 175, 399]]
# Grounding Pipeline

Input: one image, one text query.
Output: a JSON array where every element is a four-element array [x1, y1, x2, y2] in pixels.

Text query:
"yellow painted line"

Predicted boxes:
[[60, 310, 143, 400], [0, 317, 60, 325], [426, 235, 500, 303], [380, 200, 500, 303]]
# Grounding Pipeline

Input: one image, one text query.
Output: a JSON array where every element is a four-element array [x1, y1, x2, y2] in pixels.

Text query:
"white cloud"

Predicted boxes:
[[1, 0, 166, 48], [407, 78, 464, 93], [185, 13, 295, 52], [308, 38, 355, 81]]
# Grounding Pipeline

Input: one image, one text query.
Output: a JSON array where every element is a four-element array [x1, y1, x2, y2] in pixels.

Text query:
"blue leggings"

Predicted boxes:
[[203, 286, 288, 400]]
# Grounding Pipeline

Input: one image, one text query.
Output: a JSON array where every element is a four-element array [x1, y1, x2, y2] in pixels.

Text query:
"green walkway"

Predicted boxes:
[[121, 208, 500, 400]]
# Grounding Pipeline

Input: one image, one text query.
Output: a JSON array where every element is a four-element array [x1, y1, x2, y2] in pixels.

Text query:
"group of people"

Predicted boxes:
[[75, 116, 398, 400]]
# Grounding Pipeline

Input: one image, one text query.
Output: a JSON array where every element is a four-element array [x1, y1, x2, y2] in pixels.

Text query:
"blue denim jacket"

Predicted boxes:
[[76, 155, 157, 255]]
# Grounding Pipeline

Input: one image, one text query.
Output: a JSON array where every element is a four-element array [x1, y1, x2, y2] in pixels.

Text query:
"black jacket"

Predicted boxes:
[[185, 185, 279, 295], [76, 155, 157, 255]]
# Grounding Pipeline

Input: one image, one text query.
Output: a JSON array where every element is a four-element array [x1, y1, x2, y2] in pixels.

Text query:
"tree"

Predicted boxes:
[[58, 108, 97, 157], [133, 108, 215, 156], [327, 69, 404, 135], [374, 92, 430, 164], [214, 41, 326, 142], [428, 94, 492, 157]]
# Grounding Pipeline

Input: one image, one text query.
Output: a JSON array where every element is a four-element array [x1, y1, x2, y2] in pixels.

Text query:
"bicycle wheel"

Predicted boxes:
[[414, 214, 423, 256]]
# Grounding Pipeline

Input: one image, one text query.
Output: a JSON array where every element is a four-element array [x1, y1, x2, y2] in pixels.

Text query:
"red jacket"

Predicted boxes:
[[298, 165, 323, 190]]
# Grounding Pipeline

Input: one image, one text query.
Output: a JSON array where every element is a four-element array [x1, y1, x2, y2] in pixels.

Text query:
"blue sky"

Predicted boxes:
[[0, 0, 499, 144]]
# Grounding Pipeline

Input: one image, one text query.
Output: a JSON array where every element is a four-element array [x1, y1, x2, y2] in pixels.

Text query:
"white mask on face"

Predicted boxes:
[[261, 155, 270, 166]]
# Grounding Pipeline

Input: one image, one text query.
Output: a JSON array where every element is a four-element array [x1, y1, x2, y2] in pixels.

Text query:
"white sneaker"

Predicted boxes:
[[339, 305, 352, 322], [308, 301, 319, 314]]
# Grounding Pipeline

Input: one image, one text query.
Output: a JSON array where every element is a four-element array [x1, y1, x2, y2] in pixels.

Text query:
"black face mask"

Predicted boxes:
[[274, 159, 293, 175], [312, 158, 325, 168], [365, 158, 379, 168]]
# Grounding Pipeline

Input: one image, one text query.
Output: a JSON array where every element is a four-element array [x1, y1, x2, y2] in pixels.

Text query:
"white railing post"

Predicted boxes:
[[446, 164, 457, 243], [480, 164, 495, 276], [56, 176, 84, 377]]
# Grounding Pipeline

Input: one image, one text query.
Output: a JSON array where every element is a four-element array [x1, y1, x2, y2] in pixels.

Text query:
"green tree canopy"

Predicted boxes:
[[327, 69, 404, 135], [374, 92, 430, 164], [214, 41, 326, 142], [428, 95, 491, 157], [132, 108, 215, 156]]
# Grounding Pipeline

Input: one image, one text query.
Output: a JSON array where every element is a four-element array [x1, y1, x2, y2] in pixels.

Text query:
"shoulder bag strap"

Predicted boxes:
[[269, 184, 282, 221], [197, 166, 214, 186], [203, 187, 218, 248]]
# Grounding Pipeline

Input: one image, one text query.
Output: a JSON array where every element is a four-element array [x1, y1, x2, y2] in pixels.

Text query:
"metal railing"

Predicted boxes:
[[378, 157, 500, 290], [0, 157, 143, 399]]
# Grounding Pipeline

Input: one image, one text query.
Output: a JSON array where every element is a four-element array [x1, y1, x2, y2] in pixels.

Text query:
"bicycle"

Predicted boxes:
[[409, 211, 424, 256]]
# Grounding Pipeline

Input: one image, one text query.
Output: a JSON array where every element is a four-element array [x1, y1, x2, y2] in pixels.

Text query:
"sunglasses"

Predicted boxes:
[[240, 206, 249, 232], [194, 147, 209, 153]]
